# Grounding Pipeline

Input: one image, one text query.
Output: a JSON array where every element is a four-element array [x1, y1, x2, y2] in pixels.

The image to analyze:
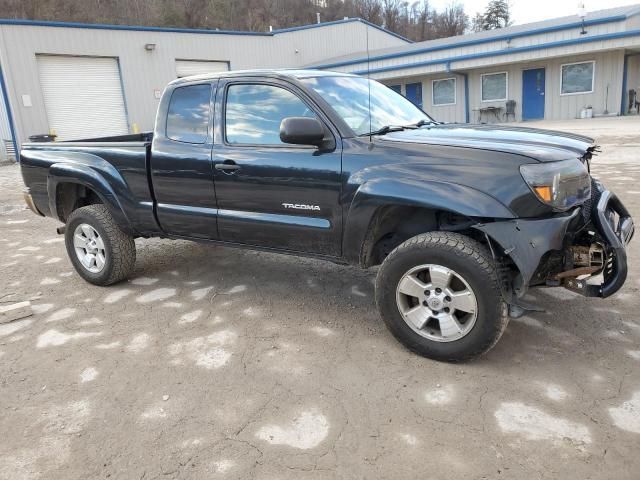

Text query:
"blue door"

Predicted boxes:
[[405, 82, 423, 109], [522, 68, 545, 120]]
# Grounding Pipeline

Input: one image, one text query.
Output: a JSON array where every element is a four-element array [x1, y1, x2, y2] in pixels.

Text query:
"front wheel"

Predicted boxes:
[[375, 231, 508, 362], [64, 204, 136, 286]]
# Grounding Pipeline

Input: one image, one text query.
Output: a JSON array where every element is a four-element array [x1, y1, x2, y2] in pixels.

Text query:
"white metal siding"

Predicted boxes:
[[0, 91, 13, 160], [36, 55, 128, 140], [381, 75, 466, 123], [324, 20, 630, 75], [466, 51, 625, 122], [0, 22, 407, 141], [175, 59, 228, 77]]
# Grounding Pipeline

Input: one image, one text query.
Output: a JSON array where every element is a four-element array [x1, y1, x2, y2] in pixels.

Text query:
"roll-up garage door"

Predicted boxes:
[[175, 60, 229, 78], [37, 55, 129, 141]]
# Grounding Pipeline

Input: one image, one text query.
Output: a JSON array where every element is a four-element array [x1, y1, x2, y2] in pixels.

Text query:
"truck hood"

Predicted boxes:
[[379, 124, 596, 162]]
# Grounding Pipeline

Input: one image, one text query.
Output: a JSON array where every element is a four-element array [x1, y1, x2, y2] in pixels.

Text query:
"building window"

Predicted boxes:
[[225, 83, 316, 145], [388, 85, 402, 94], [561, 61, 595, 95], [432, 78, 456, 106], [166, 84, 211, 144], [481, 72, 508, 102]]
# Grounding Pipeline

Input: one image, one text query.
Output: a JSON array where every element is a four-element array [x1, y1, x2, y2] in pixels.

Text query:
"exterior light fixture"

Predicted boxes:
[[144, 43, 156, 52]]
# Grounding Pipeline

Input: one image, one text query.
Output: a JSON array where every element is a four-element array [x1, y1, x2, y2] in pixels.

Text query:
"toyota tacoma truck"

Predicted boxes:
[[20, 69, 634, 361]]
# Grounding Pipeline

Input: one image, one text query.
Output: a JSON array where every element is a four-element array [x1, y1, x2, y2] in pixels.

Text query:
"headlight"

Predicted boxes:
[[520, 158, 591, 211]]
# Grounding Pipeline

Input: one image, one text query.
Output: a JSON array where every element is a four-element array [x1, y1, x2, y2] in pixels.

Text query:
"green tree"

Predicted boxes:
[[473, 0, 511, 31]]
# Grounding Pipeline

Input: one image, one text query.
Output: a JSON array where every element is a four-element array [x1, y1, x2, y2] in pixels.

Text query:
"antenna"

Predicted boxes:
[[578, 2, 587, 34], [366, 23, 372, 142]]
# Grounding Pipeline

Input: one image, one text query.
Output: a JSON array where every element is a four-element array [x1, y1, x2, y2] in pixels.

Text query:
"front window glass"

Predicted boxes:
[[300, 76, 432, 136], [225, 84, 316, 145], [561, 62, 594, 94], [481, 72, 507, 102], [166, 84, 211, 143]]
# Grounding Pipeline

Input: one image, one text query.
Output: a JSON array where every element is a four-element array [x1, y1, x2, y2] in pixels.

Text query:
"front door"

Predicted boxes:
[[522, 68, 545, 120], [405, 82, 423, 109], [211, 78, 343, 256]]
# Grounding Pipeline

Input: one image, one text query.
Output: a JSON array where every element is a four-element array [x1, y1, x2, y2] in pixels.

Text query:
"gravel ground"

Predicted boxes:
[[1, 117, 640, 480]]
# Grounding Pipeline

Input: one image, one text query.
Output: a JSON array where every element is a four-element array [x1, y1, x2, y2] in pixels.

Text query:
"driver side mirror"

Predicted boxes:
[[279, 117, 325, 146]]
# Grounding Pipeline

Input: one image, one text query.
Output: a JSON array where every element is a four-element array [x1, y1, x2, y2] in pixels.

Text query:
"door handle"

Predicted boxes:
[[215, 160, 241, 172]]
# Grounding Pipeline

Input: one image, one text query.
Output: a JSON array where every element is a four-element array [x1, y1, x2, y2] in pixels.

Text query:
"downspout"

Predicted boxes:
[[447, 62, 470, 124], [621, 53, 629, 116], [462, 72, 470, 124], [0, 60, 18, 162]]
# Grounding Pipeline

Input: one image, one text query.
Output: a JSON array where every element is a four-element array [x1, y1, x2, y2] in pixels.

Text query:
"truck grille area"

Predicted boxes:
[[582, 178, 604, 222]]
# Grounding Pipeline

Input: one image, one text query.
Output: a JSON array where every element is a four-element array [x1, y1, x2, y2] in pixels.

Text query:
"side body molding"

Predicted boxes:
[[47, 161, 134, 234], [342, 178, 516, 264]]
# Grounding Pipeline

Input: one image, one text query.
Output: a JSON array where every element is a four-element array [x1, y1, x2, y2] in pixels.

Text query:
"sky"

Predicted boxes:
[[428, 0, 639, 24]]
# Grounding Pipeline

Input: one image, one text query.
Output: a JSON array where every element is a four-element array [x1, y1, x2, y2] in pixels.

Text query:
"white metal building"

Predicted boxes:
[[314, 5, 640, 125], [0, 17, 408, 158], [1, 5, 640, 162]]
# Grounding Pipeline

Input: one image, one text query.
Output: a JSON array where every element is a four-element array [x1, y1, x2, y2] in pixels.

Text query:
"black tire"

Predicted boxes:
[[64, 204, 136, 286], [375, 231, 508, 362]]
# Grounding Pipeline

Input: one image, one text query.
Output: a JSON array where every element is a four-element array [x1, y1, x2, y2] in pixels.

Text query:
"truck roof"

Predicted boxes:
[[170, 68, 355, 85]]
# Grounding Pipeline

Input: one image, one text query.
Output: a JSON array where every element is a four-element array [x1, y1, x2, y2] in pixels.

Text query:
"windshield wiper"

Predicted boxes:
[[409, 119, 438, 127], [361, 119, 438, 137], [361, 125, 406, 137]]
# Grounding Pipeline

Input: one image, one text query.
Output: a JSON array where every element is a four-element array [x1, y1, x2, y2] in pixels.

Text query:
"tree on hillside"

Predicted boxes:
[[434, 3, 468, 38], [0, 0, 470, 42], [348, 0, 384, 26], [473, 0, 511, 31]]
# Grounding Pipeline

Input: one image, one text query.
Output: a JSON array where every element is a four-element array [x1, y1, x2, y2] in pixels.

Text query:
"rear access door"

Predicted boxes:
[[211, 77, 343, 256], [150, 80, 218, 239]]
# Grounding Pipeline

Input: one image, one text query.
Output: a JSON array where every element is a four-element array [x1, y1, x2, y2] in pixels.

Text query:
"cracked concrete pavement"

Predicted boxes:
[[1, 116, 640, 479]]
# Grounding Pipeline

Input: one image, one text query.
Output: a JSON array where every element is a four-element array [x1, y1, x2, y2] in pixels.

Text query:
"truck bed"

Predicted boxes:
[[20, 133, 160, 236]]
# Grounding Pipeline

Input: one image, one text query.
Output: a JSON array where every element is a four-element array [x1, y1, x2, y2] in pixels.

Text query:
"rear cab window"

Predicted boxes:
[[166, 84, 211, 143]]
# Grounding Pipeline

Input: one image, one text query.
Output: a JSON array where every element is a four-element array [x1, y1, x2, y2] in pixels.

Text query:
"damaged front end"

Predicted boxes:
[[475, 179, 634, 312]]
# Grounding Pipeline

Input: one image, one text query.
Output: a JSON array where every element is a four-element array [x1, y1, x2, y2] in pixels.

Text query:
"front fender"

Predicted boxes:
[[47, 162, 134, 234], [343, 178, 516, 264], [474, 208, 580, 290]]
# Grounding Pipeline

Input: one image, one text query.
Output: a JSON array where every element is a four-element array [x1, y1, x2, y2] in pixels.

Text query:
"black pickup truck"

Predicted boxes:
[[20, 69, 634, 361]]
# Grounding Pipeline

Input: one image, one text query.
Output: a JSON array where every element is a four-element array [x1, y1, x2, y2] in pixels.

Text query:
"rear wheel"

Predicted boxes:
[[375, 231, 508, 362], [65, 204, 136, 286]]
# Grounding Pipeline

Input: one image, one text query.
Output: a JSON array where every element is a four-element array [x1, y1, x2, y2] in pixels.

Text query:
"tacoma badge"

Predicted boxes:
[[282, 203, 321, 211]]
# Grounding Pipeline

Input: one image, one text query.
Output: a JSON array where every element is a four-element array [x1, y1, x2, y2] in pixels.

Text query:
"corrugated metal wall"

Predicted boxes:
[[328, 20, 630, 76], [318, 13, 640, 123], [0, 21, 406, 144], [380, 51, 627, 123], [627, 54, 640, 113], [466, 51, 625, 122], [382, 74, 466, 123], [0, 89, 12, 159]]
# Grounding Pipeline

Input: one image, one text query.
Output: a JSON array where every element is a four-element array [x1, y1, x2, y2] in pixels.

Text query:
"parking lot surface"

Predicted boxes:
[[1, 117, 640, 479]]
